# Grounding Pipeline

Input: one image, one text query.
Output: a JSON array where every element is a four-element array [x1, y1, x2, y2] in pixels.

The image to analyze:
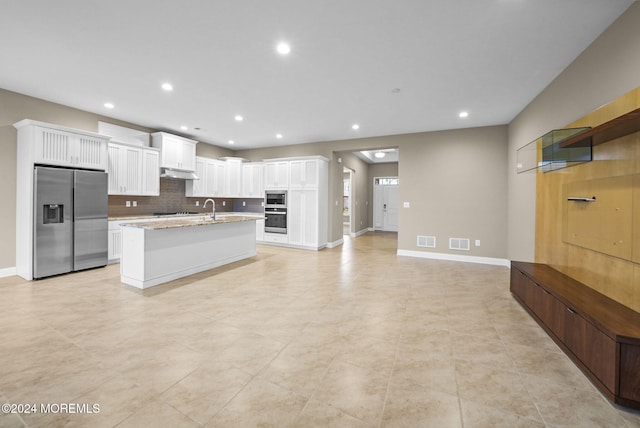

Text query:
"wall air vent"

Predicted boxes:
[[417, 235, 436, 248], [449, 238, 470, 251]]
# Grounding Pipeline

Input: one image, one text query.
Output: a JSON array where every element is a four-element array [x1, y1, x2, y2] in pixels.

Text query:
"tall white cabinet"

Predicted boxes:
[[13, 119, 110, 280], [263, 156, 328, 251]]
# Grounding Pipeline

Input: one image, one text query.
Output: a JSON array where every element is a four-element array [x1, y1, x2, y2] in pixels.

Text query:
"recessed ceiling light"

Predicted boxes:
[[276, 42, 291, 55], [228, 140, 235, 145], [276, 133, 283, 139], [352, 124, 360, 130], [459, 111, 469, 118], [161, 82, 173, 91], [374, 151, 386, 158], [235, 115, 244, 122], [180, 125, 188, 131], [104, 102, 114, 109]]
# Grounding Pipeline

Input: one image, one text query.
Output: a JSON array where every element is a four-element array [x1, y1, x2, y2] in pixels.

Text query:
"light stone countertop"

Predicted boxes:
[[109, 212, 264, 221], [120, 215, 264, 230]]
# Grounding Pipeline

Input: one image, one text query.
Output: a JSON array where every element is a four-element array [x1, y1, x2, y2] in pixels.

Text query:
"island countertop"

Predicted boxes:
[[120, 215, 263, 230]]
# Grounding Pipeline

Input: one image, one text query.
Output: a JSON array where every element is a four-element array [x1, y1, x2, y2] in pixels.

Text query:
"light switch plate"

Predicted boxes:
[[132, 201, 137, 207], [475, 240, 481, 246], [403, 202, 410, 208], [125, 201, 131, 207]]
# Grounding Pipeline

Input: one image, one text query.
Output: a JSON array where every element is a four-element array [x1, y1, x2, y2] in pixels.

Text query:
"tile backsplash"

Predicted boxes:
[[108, 178, 264, 218]]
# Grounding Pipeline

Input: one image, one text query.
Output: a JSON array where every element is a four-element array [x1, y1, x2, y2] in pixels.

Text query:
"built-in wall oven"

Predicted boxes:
[[265, 190, 287, 234]]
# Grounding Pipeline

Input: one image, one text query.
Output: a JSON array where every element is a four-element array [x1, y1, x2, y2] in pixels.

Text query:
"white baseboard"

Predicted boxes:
[[397, 249, 510, 268], [352, 228, 368, 237], [326, 238, 344, 248], [0, 266, 17, 278]]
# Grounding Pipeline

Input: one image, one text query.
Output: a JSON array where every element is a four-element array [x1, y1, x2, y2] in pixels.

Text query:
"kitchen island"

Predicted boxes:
[[120, 215, 259, 289]]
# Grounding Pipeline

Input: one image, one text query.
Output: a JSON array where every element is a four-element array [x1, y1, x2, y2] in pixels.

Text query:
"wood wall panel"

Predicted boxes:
[[535, 87, 640, 312], [634, 175, 640, 264], [564, 175, 633, 260]]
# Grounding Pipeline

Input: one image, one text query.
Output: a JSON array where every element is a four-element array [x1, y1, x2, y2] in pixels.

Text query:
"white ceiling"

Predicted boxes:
[[0, 1, 633, 149]]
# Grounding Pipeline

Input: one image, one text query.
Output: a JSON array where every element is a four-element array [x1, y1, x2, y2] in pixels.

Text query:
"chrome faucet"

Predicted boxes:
[[203, 199, 216, 220]]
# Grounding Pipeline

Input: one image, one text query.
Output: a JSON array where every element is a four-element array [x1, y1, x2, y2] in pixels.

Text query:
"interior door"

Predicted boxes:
[[383, 185, 399, 231], [373, 178, 399, 232]]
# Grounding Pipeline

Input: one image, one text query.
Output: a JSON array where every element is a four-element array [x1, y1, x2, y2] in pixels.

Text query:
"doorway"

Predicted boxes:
[[373, 177, 399, 232], [343, 168, 353, 235]]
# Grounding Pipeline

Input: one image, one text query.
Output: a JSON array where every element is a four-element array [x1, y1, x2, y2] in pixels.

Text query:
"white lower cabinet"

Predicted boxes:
[[108, 221, 123, 263], [256, 219, 265, 242], [263, 233, 288, 244]]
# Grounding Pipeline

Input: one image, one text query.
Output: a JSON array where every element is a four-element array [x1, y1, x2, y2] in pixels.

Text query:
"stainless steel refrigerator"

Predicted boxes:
[[33, 166, 108, 279]]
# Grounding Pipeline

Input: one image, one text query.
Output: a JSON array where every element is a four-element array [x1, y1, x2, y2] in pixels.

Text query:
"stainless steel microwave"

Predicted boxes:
[[265, 190, 287, 207]]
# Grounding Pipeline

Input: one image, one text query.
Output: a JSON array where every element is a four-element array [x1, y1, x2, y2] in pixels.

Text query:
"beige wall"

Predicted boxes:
[[397, 126, 508, 259], [507, 2, 640, 262]]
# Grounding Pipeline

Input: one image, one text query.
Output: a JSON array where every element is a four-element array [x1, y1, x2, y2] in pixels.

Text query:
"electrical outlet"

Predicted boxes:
[[125, 201, 131, 207], [196, 201, 199, 206], [242, 201, 246, 207], [475, 240, 481, 247], [132, 201, 137, 207], [403, 202, 410, 208], [222, 201, 226, 206]]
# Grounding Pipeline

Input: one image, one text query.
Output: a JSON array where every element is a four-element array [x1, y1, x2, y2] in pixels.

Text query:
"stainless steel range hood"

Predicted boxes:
[[160, 168, 199, 180]]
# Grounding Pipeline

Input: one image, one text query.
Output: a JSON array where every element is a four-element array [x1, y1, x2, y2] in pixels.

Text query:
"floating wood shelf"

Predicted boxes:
[[559, 107, 640, 148]]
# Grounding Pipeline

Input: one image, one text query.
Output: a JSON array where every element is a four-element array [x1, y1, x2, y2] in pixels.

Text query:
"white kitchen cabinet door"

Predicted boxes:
[[185, 157, 206, 197], [288, 189, 319, 248], [107, 143, 143, 195], [34, 126, 108, 170], [242, 163, 264, 197], [141, 148, 160, 196], [256, 219, 265, 242], [225, 159, 243, 197], [264, 161, 289, 189], [108, 222, 122, 263], [289, 159, 319, 188], [208, 159, 226, 196], [152, 132, 197, 171]]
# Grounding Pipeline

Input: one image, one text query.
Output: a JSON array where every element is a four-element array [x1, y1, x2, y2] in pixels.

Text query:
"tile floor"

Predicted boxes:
[[1, 232, 639, 427]]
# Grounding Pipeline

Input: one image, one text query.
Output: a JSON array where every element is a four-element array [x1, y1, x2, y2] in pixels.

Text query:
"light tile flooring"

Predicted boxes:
[[1, 232, 640, 427]]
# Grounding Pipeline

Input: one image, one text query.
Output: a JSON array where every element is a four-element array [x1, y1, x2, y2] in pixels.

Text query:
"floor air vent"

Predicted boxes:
[[449, 237, 470, 251], [417, 235, 436, 248]]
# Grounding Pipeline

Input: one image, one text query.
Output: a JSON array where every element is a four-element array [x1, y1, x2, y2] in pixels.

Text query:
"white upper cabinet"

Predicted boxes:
[[30, 124, 109, 170], [264, 160, 289, 189], [151, 132, 197, 172], [207, 159, 226, 197], [185, 157, 206, 197], [141, 148, 160, 196], [224, 158, 243, 197], [289, 159, 319, 188], [185, 157, 226, 197], [242, 162, 264, 197], [108, 142, 159, 196]]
